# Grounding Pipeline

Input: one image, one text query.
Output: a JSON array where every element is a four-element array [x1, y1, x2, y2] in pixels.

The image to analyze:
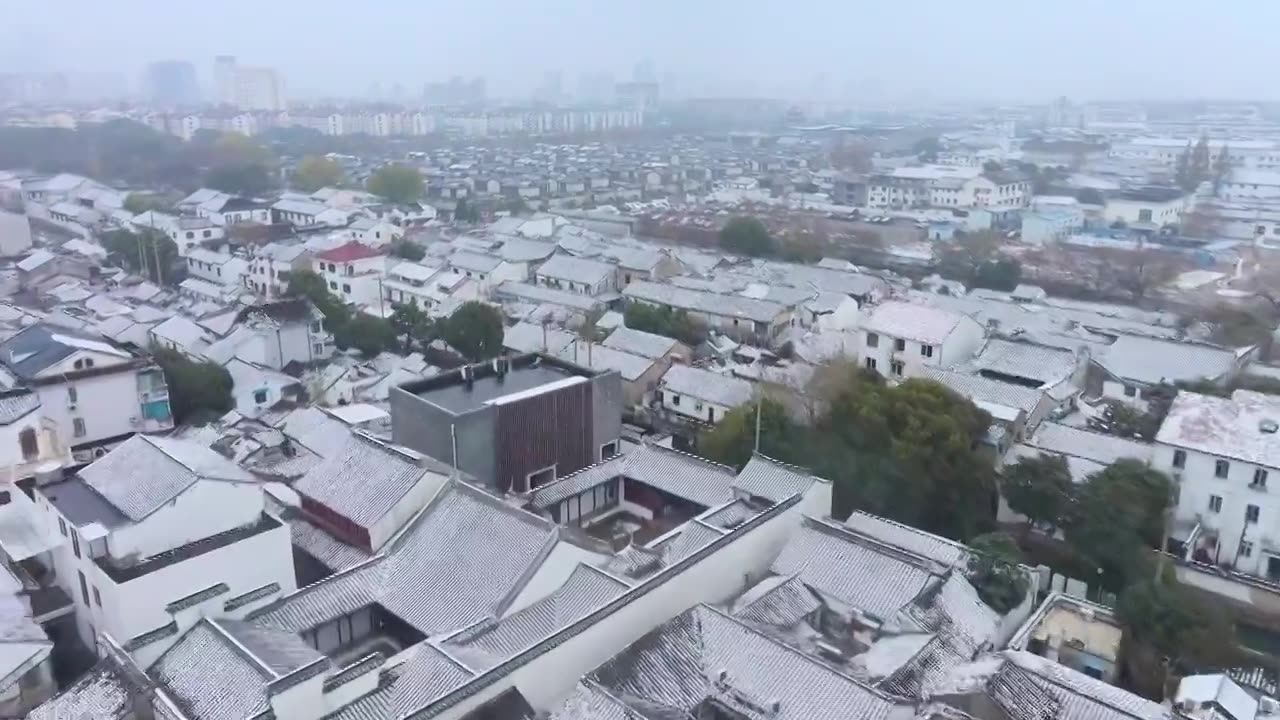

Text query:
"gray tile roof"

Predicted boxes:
[[968, 339, 1079, 386], [843, 511, 970, 569], [620, 444, 737, 509], [79, 435, 255, 521], [602, 326, 679, 359], [1156, 390, 1280, 469], [151, 621, 274, 720], [558, 342, 655, 382], [441, 564, 628, 671], [771, 517, 935, 622], [275, 406, 352, 457], [529, 456, 625, 508], [900, 572, 1001, 657], [537, 255, 616, 285], [1096, 334, 1243, 385], [504, 322, 576, 355], [732, 455, 817, 503], [0, 391, 39, 425], [494, 282, 606, 313], [584, 605, 899, 720], [660, 365, 754, 409], [449, 251, 504, 273], [1004, 650, 1172, 720], [287, 514, 372, 573], [548, 681, 643, 720], [252, 481, 557, 638], [497, 239, 558, 263], [293, 432, 448, 529], [731, 574, 821, 627], [27, 658, 134, 720], [0, 322, 132, 380], [623, 280, 786, 324], [326, 642, 474, 720], [919, 367, 1046, 417], [861, 301, 970, 345], [1019, 422, 1152, 469], [599, 520, 725, 581]]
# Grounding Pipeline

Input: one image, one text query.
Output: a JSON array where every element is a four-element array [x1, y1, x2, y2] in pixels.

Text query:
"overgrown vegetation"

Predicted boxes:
[[152, 347, 234, 424], [623, 303, 707, 347], [719, 216, 775, 257], [367, 164, 424, 204], [389, 239, 426, 261], [292, 155, 346, 192], [436, 301, 505, 361], [101, 228, 180, 285]]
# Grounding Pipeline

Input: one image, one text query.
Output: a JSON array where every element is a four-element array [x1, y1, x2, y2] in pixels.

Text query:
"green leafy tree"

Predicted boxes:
[[913, 136, 941, 163], [440, 301, 504, 361], [971, 258, 1022, 292], [623, 303, 706, 346], [367, 164, 425, 204], [205, 163, 274, 196], [506, 197, 531, 215], [287, 269, 351, 328], [719, 217, 775, 257], [1175, 141, 1194, 191], [1190, 134, 1212, 189], [1064, 460, 1172, 589], [1075, 187, 1105, 205], [454, 198, 481, 223], [292, 155, 345, 192], [389, 302, 434, 353], [389, 239, 426, 261], [152, 347, 234, 424], [123, 193, 170, 214], [1000, 453, 1075, 534], [101, 229, 179, 285], [1213, 143, 1233, 193], [1117, 577, 1239, 696], [700, 398, 805, 469], [203, 133, 277, 196], [812, 371, 996, 539], [337, 313, 398, 357], [966, 532, 1030, 614]]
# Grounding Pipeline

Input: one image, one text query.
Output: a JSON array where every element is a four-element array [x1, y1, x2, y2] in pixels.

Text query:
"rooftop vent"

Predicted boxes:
[[1261, 419, 1278, 434]]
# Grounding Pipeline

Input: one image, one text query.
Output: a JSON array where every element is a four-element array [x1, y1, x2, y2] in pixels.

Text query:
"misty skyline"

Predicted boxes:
[[4, 0, 1279, 103]]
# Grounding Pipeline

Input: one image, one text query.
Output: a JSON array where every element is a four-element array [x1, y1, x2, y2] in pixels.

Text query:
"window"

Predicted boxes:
[[73, 418, 86, 438], [1254, 469, 1269, 488], [670, 393, 681, 406], [185, 231, 195, 239], [891, 360, 904, 377], [313, 343, 324, 354], [894, 338, 906, 351], [18, 427, 37, 461], [253, 389, 268, 404], [342, 284, 351, 294], [1241, 541, 1255, 558], [85, 358, 94, 368], [1247, 504, 1261, 524], [865, 357, 878, 371], [327, 263, 336, 273], [1215, 459, 1230, 478], [1123, 385, 1137, 398], [58, 518, 66, 536], [601, 441, 618, 460], [68, 386, 77, 404], [92, 586, 101, 607], [1173, 450, 1187, 469], [203, 230, 212, 238], [920, 344, 934, 358], [1138, 209, 1153, 223], [329, 281, 338, 290], [1209, 495, 1223, 513], [71, 530, 80, 558], [866, 333, 879, 348], [310, 321, 322, 333], [73, 359, 83, 370], [78, 571, 89, 606], [0, 491, 8, 506]]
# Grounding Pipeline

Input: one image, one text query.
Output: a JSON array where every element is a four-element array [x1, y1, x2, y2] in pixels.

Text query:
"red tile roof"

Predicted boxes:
[[316, 241, 385, 263]]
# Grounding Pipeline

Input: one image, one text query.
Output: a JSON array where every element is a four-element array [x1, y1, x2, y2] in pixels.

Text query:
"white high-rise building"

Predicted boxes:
[[213, 55, 237, 106], [233, 66, 286, 111]]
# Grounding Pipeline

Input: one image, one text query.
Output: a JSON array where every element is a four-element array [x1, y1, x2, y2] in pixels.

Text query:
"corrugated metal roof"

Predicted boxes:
[[441, 563, 628, 672]]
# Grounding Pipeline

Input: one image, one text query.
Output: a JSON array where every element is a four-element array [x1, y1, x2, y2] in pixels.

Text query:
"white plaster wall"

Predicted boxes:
[[110, 481, 263, 559], [36, 371, 144, 449]]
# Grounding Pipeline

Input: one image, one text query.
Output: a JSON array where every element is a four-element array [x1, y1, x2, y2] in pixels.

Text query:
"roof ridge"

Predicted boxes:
[[804, 515, 949, 573], [638, 442, 737, 475], [207, 617, 279, 679], [749, 452, 815, 477]]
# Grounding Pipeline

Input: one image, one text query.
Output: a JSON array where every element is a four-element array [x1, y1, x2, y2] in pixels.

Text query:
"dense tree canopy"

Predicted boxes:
[[719, 217, 775, 257], [699, 398, 803, 469], [1001, 453, 1075, 534], [153, 347, 234, 424], [389, 302, 434, 353], [623, 303, 706, 347], [966, 532, 1030, 614], [101, 229, 180, 285], [439, 301, 504, 361], [368, 165, 425, 204], [1063, 459, 1172, 589], [292, 155, 346, 192], [390, 239, 426, 261], [287, 269, 398, 357]]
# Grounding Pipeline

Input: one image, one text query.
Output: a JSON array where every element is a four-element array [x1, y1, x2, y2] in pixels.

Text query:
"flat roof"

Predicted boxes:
[[42, 478, 129, 531], [408, 359, 586, 414]]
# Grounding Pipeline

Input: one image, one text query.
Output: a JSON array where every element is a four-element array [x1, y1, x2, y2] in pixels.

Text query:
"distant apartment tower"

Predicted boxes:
[[234, 66, 286, 111], [145, 61, 199, 106], [213, 55, 237, 105]]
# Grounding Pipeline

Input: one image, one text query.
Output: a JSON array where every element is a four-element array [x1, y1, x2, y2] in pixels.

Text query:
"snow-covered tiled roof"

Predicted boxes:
[[660, 365, 753, 409], [602, 326, 680, 359]]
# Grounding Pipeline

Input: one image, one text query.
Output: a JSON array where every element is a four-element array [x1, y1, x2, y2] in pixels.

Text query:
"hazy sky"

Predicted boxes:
[[4, 0, 1278, 102]]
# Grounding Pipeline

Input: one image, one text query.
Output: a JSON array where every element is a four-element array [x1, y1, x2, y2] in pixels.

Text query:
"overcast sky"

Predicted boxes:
[[4, 0, 1278, 103]]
